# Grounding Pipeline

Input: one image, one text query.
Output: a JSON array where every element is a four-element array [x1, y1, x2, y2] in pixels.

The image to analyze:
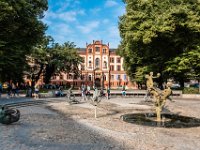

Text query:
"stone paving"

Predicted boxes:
[[0, 96, 200, 150]]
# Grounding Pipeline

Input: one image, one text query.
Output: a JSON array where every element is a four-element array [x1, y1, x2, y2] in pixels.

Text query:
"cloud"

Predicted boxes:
[[89, 8, 101, 14], [102, 19, 110, 24], [105, 0, 118, 7], [45, 23, 73, 42], [44, 9, 85, 23], [77, 21, 100, 34]]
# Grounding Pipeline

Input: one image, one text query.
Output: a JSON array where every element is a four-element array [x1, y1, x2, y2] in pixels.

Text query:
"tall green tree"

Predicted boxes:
[[30, 36, 83, 84], [0, 0, 48, 83], [118, 0, 200, 87]]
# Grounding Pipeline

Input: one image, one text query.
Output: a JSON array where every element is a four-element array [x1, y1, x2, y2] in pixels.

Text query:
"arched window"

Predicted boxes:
[[95, 58, 100, 68], [103, 61, 107, 68], [89, 75, 92, 81], [103, 75, 106, 81]]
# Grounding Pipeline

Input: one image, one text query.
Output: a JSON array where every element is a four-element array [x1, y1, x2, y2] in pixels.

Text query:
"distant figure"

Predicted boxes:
[[122, 89, 126, 97], [106, 87, 110, 100], [11, 83, 16, 97], [34, 85, 39, 99], [81, 84, 87, 100], [86, 85, 91, 95]]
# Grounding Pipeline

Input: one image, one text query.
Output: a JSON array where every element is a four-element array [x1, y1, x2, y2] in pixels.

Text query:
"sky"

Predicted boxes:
[[42, 0, 126, 48]]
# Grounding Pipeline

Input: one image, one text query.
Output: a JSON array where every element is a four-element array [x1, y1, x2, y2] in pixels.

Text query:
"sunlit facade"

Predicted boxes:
[[51, 40, 137, 89]]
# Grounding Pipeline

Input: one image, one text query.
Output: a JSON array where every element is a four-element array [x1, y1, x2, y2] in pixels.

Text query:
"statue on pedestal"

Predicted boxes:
[[145, 72, 172, 121]]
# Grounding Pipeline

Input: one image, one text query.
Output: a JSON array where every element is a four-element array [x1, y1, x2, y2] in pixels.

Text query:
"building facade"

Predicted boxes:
[[51, 40, 136, 89]]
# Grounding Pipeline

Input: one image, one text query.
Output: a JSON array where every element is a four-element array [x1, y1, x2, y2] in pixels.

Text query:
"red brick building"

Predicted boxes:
[[51, 40, 136, 89]]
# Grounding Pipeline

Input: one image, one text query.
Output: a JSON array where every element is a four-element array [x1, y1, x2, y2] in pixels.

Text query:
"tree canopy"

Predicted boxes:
[[0, 0, 48, 83], [118, 0, 200, 87], [29, 36, 83, 84]]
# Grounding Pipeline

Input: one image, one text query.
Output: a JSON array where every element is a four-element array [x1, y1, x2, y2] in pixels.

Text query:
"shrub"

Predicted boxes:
[[183, 87, 199, 94]]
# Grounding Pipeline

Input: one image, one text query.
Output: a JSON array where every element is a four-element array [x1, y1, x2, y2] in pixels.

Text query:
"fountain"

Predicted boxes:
[[121, 72, 200, 128]]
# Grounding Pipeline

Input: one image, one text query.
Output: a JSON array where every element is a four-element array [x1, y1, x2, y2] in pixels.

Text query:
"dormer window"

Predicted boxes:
[[88, 49, 92, 53], [95, 47, 100, 52]]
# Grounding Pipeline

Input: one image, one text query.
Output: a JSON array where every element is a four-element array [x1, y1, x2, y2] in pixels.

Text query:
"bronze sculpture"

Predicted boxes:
[[0, 105, 20, 124], [145, 72, 172, 121]]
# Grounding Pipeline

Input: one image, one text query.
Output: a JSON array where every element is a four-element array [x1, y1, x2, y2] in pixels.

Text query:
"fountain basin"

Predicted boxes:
[[121, 113, 200, 128]]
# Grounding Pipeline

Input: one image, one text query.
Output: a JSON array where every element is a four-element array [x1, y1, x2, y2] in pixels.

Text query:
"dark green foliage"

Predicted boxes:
[[30, 36, 83, 84], [0, 0, 48, 82], [183, 87, 199, 94], [118, 0, 200, 86]]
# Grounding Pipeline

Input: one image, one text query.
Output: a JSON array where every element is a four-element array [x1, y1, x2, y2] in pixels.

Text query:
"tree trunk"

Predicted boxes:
[[35, 64, 44, 84], [179, 78, 184, 88], [44, 65, 55, 84]]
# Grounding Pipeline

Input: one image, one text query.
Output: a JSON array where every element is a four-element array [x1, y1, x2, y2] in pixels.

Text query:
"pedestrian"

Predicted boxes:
[[106, 87, 110, 100], [122, 89, 126, 97], [83, 84, 87, 100], [34, 84, 39, 99], [11, 83, 16, 97], [86, 85, 91, 96], [58, 86, 63, 97]]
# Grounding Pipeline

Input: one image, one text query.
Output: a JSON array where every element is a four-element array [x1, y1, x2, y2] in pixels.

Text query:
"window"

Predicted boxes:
[[103, 61, 107, 68], [81, 65, 85, 70], [117, 75, 120, 80], [117, 65, 121, 71], [89, 75, 92, 81], [124, 75, 127, 80], [103, 48, 106, 53], [95, 58, 100, 68], [110, 57, 114, 63], [110, 65, 114, 71], [69, 74, 72, 79], [88, 49, 92, 53], [89, 61, 92, 67], [95, 47, 100, 52], [117, 57, 121, 63], [111, 75, 114, 80]]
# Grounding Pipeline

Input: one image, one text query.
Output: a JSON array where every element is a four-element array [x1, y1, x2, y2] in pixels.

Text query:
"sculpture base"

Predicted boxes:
[[121, 113, 200, 128]]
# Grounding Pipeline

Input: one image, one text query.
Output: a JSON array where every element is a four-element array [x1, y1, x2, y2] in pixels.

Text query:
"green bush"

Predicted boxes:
[[183, 87, 199, 94]]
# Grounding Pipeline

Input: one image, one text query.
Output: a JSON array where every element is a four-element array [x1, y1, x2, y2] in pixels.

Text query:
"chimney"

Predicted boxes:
[[93, 40, 94, 44], [108, 42, 109, 47]]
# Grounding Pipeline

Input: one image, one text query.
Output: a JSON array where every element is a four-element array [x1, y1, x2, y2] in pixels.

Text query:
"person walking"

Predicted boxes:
[[106, 87, 110, 100], [34, 85, 39, 99]]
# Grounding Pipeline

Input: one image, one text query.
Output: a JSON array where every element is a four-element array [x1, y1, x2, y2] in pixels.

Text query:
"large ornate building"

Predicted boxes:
[[51, 40, 136, 89]]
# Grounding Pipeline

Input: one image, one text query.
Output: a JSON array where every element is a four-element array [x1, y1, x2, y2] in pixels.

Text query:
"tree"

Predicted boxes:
[[166, 47, 200, 90], [118, 0, 200, 87], [0, 0, 48, 83], [30, 36, 83, 84]]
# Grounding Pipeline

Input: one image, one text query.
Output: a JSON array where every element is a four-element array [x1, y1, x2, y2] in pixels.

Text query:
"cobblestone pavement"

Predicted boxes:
[[0, 96, 200, 150]]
